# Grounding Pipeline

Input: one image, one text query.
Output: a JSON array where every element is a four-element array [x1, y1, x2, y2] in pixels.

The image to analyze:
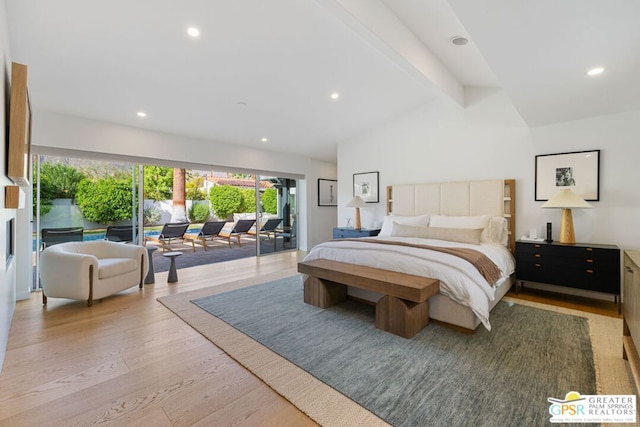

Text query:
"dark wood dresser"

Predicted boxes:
[[516, 240, 620, 303]]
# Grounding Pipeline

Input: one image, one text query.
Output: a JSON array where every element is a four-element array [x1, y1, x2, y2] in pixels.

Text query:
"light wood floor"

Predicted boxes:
[[507, 284, 622, 318], [0, 253, 620, 426], [0, 251, 318, 427]]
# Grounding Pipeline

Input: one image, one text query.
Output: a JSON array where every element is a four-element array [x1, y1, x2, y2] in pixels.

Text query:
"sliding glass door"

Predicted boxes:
[[256, 176, 297, 255]]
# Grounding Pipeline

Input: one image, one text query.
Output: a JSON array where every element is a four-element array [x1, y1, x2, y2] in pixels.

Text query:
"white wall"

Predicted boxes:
[[305, 161, 338, 248], [0, 0, 17, 372], [337, 89, 640, 251], [33, 111, 314, 177]]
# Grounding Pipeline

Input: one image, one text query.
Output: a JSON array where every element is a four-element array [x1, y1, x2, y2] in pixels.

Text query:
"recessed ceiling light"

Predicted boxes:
[[187, 27, 200, 38], [330, 92, 340, 100], [450, 36, 469, 46], [261, 137, 268, 142], [137, 111, 147, 118], [586, 67, 604, 77]]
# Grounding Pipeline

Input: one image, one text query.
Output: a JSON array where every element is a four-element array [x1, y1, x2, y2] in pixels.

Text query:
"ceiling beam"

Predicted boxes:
[[316, 0, 464, 106]]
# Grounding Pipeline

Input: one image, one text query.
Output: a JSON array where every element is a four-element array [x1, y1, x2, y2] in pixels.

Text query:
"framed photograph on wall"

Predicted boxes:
[[317, 179, 337, 206], [535, 149, 600, 201], [353, 171, 379, 203]]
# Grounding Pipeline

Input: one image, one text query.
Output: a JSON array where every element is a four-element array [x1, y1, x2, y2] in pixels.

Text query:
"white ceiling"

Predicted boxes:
[[5, 0, 640, 162]]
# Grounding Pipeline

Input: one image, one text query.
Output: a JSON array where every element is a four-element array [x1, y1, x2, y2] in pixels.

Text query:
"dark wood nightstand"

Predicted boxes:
[[333, 227, 381, 239], [516, 240, 621, 308]]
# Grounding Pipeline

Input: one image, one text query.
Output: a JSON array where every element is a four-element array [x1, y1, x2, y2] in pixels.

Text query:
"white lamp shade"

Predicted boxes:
[[346, 196, 366, 208], [541, 188, 593, 209]]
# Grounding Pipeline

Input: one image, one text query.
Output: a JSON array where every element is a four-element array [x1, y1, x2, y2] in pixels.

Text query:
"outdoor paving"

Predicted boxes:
[[147, 235, 293, 273]]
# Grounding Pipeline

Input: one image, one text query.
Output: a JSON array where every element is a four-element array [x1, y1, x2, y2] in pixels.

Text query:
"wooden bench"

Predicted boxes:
[[298, 259, 440, 338]]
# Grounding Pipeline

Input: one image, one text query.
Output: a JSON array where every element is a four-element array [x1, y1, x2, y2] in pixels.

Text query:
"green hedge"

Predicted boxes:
[[75, 177, 134, 223]]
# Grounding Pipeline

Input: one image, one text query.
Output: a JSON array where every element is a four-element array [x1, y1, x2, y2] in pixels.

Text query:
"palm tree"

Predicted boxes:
[[170, 168, 187, 222]]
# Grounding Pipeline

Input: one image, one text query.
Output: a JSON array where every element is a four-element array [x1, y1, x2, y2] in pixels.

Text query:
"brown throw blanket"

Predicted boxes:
[[339, 238, 503, 286]]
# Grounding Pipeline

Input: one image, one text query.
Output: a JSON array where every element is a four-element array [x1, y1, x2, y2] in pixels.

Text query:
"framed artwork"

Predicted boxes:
[[535, 150, 600, 201], [317, 179, 337, 206], [7, 62, 32, 186], [353, 171, 379, 203]]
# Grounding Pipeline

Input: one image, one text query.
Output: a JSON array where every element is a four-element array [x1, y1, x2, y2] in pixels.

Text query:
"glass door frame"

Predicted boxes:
[[256, 175, 297, 256]]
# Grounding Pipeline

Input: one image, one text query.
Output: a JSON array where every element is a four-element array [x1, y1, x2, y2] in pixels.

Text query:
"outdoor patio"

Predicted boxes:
[[146, 234, 294, 274]]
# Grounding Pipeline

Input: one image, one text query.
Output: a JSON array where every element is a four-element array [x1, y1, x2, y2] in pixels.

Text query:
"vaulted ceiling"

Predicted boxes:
[[6, 0, 640, 162]]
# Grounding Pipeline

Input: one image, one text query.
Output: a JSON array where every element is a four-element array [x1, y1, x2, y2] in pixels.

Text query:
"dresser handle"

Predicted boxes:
[[534, 254, 541, 258], [534, 244, 541, 248], [586, 247, 593, 251], [626, 267, 634, 273], [586, 259, 593, 263], [586, 269, 593, 274], [535, 263, 541, 267]]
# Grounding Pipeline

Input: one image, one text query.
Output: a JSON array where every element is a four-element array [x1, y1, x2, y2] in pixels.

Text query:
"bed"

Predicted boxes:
[[302, 179, 516, 332]]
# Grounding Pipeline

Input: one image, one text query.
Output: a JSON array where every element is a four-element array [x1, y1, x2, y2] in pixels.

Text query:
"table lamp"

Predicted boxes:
[[541, 188, 592, 244], [346, 196, 366, 230]]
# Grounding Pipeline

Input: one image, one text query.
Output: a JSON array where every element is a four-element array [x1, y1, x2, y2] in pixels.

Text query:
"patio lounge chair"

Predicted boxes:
[[186, 221, 228, 250], [219, 219, 256, 247], [248, 218, 282, 240], [105, 225, 136, 243], [41, 227, 84, 250], [144, 222, 191, 252]]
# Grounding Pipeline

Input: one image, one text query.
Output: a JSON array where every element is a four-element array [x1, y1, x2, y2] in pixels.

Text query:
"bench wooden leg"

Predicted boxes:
[[303, 276, 347, 308], [375, 295, 429, 339]]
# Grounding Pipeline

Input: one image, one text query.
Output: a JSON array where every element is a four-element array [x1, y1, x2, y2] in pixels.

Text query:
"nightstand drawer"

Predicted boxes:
[[333, 228, 380, 239]]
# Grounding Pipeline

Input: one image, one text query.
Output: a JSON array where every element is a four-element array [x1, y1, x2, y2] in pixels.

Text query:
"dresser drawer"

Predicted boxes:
[[517, 242, 619, 260]]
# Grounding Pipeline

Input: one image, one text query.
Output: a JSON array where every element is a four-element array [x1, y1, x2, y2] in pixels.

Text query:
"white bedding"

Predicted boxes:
[[302, 236, 515, 330]]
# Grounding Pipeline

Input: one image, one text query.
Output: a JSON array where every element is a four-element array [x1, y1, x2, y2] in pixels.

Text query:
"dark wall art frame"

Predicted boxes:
[[535, 149, 600, 201], [317, 179, 337, 206], [353, 171, 379, 203]]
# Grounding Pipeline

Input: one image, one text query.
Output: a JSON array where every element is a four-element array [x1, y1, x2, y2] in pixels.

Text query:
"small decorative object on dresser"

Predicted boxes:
[[623, 250, 640, 391], [333, 227, 380, 239], [516, 240, 621, 310]]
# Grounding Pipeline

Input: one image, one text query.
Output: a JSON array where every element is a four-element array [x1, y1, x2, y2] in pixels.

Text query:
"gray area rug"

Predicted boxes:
[[192, 276, 597, 427]]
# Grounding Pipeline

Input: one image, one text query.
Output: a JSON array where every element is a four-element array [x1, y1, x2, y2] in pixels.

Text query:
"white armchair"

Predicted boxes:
[[40, 240, 149, 306]]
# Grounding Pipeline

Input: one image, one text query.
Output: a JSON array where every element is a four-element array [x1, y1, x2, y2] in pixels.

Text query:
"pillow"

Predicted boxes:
[[378, 214, 430, 237], [391, 222, 483, 245], [487, 216, 509, 246], [429, 214, 490, 230], [429, 214, 509, 245]]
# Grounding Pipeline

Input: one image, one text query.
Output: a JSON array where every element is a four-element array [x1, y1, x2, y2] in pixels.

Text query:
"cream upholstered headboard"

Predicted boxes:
[[386, 179, 516, 253]]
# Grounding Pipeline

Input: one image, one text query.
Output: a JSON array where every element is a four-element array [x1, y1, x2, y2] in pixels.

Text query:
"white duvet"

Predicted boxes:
[[302, 236, 515, 330]]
